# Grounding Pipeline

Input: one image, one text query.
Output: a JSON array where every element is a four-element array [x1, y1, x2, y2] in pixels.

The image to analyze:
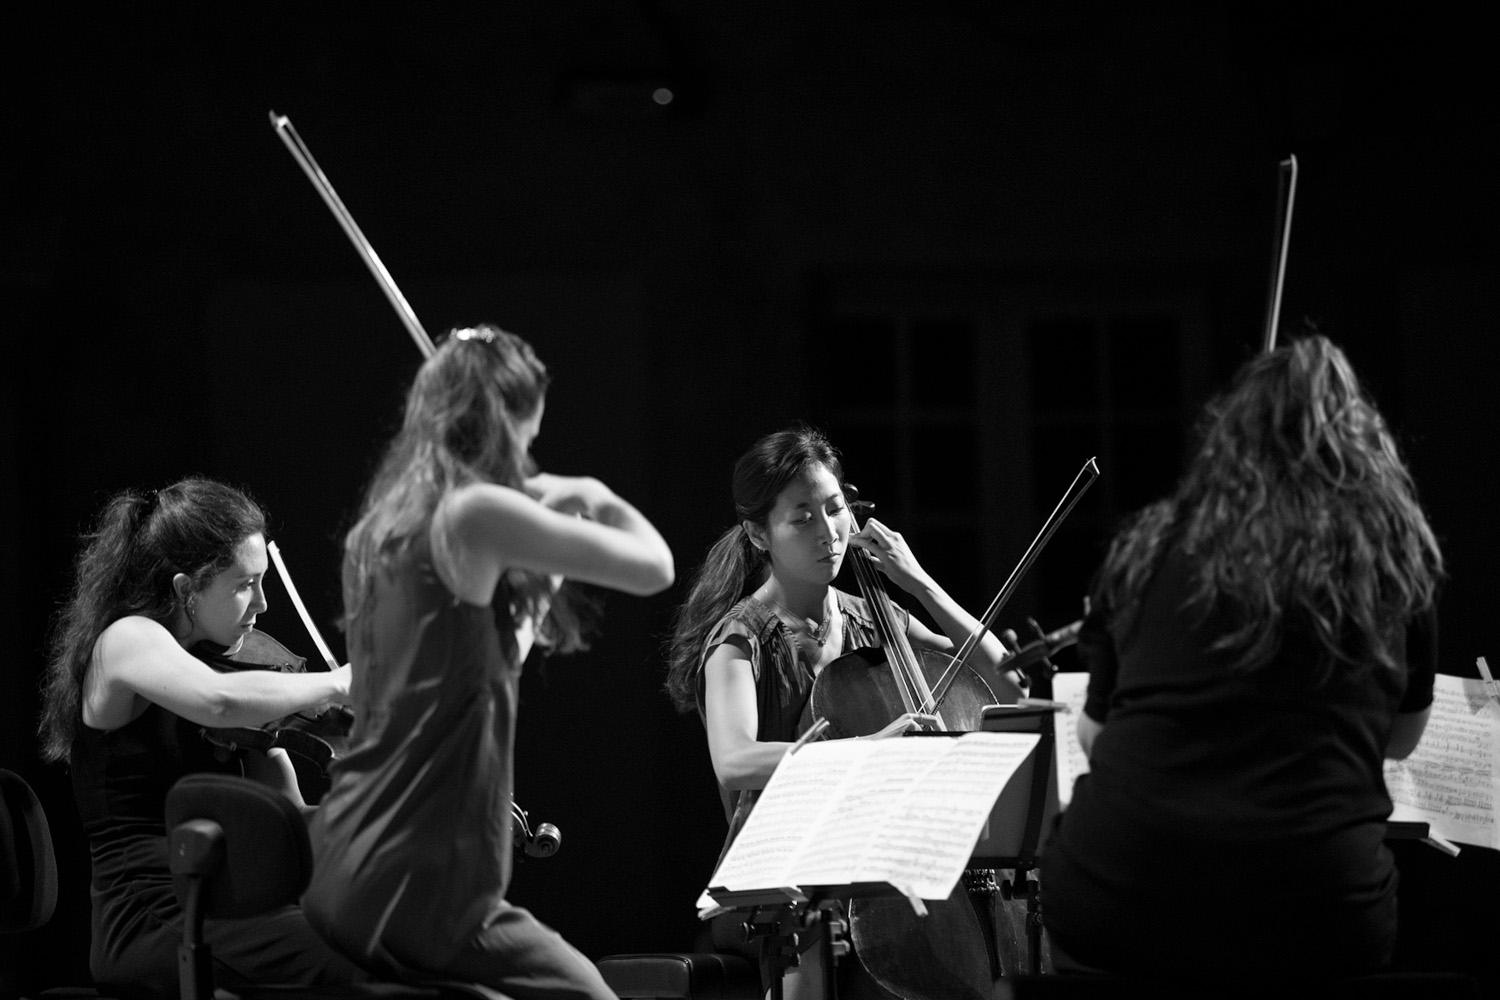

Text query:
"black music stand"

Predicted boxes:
[[705, 883, 903, 1000], [967, 703, 1060, 977]]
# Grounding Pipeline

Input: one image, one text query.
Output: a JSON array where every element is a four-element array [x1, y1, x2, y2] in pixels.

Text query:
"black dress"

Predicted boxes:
[[1040, 546, 1437, 975], [70, 702, 361, 999], [304, 526, 615, 1000]]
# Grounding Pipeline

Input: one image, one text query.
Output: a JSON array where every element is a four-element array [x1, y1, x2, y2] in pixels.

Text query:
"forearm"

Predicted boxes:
[[712, 739, 798, 791], [595, 494, 675, 594], [190, 670, 344, 729], [910, 582, 1007, 672]]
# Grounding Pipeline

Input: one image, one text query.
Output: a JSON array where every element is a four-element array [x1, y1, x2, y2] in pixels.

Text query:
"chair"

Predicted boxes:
[[163, 771, 508, 1000], [1, 767, 112, 1000], [593, 951, 760, 1000]]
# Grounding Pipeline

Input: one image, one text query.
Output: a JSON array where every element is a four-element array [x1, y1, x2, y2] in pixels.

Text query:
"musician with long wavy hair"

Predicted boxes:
[[1040, 334, 1444, 977]]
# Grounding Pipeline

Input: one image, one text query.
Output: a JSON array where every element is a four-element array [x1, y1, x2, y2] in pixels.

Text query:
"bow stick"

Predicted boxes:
[[1261, 154, 1299, 353], [269, 111, 435, 359], [270, 110, 565, 598], [927, 456, 1100, 708], [266, 541, 340, 673]]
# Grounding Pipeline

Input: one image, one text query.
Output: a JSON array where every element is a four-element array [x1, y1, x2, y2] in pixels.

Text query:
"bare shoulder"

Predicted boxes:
[[441, 481, 537, 534], [97, 615, 176, 660]]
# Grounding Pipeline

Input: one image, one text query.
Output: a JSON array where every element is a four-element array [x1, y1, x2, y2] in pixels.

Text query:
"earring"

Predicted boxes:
[[184, 594, 198, 622]]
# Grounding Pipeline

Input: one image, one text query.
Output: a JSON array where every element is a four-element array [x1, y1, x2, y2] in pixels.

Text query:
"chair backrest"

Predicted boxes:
[[164, 772, 311, 918], [0, 768, 59, 935]]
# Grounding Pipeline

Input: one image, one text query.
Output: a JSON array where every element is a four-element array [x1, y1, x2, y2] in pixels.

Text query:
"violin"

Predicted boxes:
[[191, 627, 352, 777]]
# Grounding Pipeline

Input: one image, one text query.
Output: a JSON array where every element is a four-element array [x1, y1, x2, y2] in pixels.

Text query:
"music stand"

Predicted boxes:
[[706, 883, 904, 1000], [967, 703, 1060, 976]]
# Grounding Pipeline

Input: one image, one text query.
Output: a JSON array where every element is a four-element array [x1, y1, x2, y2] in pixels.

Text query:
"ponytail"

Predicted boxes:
[[662, 525, 766, 713]]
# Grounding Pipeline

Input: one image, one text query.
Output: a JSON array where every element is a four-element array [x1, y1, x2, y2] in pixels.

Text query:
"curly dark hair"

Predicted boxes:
[[40, 478, 267, 763], [1095, 333, 1443, 684]]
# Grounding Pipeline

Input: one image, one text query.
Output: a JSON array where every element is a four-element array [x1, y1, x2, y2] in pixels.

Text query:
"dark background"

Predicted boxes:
[[4, 2, 1497, 990]]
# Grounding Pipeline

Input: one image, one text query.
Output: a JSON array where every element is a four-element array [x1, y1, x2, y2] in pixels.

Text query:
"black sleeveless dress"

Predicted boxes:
[[304, 527, 614, 1000], [71, 702, 361, 998]]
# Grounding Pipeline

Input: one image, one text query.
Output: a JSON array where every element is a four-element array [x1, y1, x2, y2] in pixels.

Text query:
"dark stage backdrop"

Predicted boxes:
[[4, 3, 1497, 991]]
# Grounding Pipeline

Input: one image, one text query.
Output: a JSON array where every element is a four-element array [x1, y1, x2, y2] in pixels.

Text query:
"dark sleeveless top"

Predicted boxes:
[[694, 591, 896, 865], [304, 526, 519, 973], [70, 705, 239, 985]]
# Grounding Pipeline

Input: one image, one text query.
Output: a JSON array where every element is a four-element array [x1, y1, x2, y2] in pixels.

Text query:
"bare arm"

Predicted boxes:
[[1386, 707, 1430, 760], [437, 478, 674, 606], [852, 518, 1016, 695], [702, 641, 796, 791], [241, 747, 310, 810], [84, 617, 350, 731], [702, 639, 937, 791]]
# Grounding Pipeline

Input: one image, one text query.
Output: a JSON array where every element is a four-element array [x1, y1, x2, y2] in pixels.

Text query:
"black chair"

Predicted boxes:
[[1, 767, 114, 1000], [163, 771, 509, 1000], [593, 950, 760, 1000]]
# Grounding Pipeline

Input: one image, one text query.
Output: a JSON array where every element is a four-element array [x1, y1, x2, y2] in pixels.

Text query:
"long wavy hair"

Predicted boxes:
[[39, 478, 267, 763], [343, 324, 590, 656], [663, 425, 844, 712], [1095, 334, 1444, 684]]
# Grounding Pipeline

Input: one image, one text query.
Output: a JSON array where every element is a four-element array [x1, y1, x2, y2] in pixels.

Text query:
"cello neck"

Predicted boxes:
[[847, 510, 943, 722]]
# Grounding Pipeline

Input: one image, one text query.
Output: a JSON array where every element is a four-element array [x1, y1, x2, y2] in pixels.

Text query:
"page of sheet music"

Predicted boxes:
[[705, 732, 1039, 903], [1049, 671, 1091, 809], [1385, 673, 1500, 850]]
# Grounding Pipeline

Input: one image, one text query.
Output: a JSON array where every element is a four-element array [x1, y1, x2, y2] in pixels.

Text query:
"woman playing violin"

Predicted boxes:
[[38, 477, 361, 998], [303, 325, 674, 997], [1040, 334, 1445, 977], [662, 425, 1019, 1000]]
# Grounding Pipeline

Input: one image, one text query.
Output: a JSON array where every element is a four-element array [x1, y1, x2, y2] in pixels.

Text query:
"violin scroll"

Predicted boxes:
[[511, 801, 561, 860]]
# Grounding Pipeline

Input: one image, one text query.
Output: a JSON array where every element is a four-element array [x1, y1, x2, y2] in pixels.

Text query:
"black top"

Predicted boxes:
[[71, 705, 239, 985], [1040, 545, 1436, 974]]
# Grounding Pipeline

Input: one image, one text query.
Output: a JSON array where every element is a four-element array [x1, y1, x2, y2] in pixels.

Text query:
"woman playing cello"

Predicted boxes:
[[663, 425, 1020, 1000]]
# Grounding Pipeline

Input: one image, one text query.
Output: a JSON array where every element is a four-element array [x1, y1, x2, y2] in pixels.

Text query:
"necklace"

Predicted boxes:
[[766, 597, 836, 647]]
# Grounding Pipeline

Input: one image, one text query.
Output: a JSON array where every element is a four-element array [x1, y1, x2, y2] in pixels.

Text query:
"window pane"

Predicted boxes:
[[912, 318, 975, 409]]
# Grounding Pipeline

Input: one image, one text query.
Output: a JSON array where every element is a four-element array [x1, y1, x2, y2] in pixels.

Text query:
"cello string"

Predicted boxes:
[[847, 505, 933, 716]]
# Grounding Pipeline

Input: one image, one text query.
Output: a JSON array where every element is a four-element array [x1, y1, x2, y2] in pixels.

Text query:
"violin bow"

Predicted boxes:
[[929, 456, 1100, 708], [268, 111, 436, 359], [270, 110, 565, 603], [1261, 154, 1299, 353], [266, 541, 341, 673]]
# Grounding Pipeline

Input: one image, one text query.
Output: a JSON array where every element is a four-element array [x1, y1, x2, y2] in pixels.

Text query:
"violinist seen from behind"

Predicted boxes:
[[38, 477, 363, 998], [302, 325, 674, 997], [1040, 334, 1445, 977], [662, 425, 1021, 1000]]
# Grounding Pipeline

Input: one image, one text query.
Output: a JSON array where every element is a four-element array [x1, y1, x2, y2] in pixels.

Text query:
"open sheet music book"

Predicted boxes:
[[1385, 673, 1500, 852], [700, 731, 1040, 914], [1050, 670, 1479, 853]]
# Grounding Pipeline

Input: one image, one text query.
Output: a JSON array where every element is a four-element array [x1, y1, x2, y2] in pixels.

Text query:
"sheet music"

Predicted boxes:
[[1385, 674, 1500, 850], [703, 732, 1039, 906], [1049, 671, 1091, 809]]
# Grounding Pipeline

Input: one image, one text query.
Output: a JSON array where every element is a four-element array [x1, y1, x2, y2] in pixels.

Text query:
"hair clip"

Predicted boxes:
[[451, 327, 498, 344]]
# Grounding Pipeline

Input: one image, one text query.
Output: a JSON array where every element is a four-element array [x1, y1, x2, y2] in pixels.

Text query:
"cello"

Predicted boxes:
[[806, 460, 1099, 997], [804, 491, 1008, 1000]]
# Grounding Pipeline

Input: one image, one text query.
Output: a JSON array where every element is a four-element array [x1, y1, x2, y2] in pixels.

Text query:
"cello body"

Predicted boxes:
[[807, 631, 1029, 996]]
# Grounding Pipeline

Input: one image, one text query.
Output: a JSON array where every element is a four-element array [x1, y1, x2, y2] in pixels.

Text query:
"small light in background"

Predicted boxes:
[[651, 87, 675, 107]]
